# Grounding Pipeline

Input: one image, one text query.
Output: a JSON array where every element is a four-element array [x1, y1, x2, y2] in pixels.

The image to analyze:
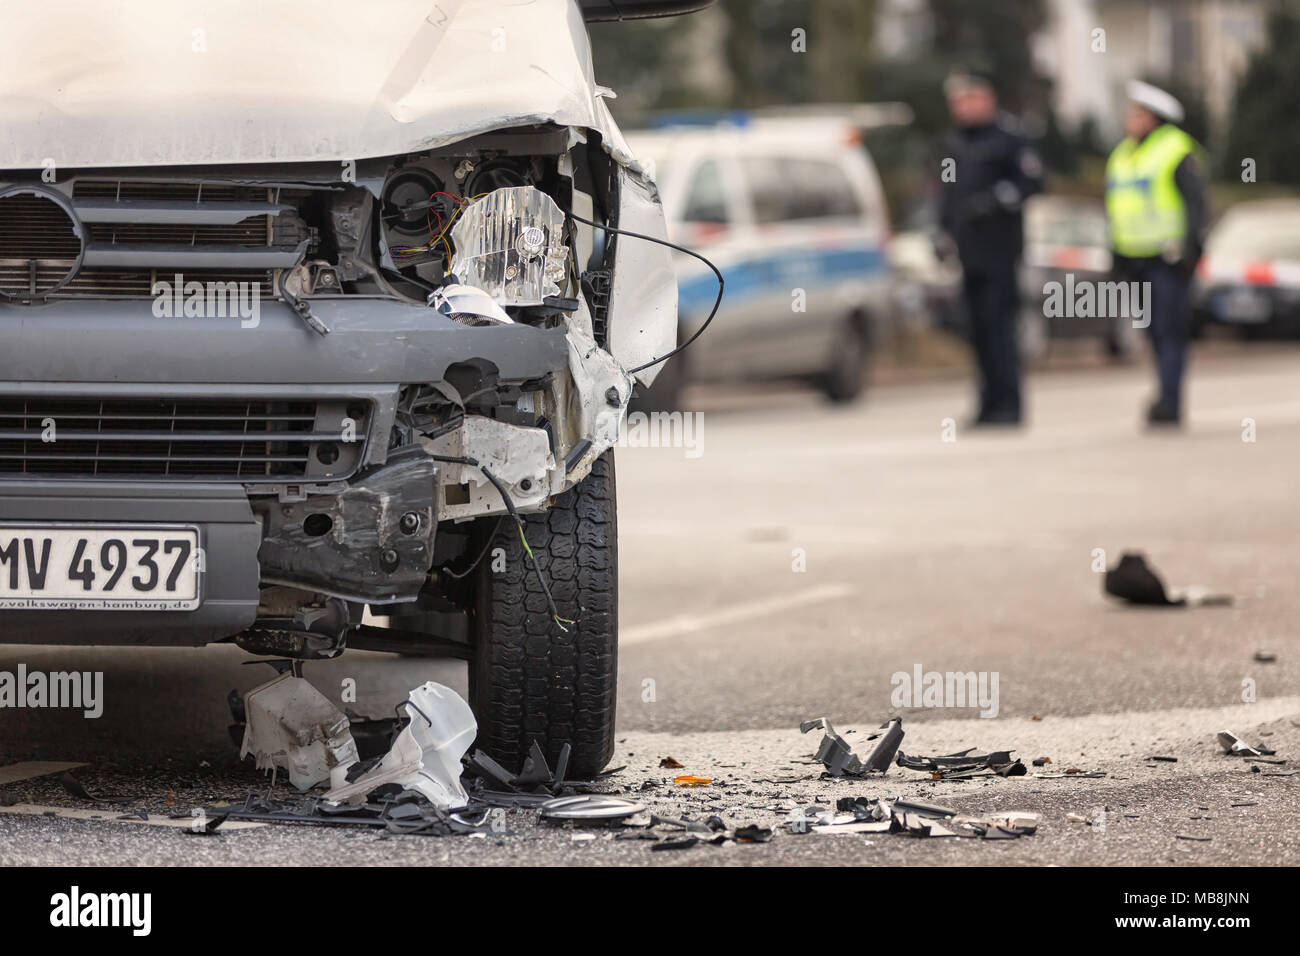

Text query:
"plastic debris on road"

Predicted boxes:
[[240, 674, 360, 791]]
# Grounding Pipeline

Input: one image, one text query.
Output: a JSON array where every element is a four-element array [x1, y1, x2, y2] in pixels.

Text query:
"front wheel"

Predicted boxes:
[[469, 452, 618, 778], [820, 316, 869, 403]]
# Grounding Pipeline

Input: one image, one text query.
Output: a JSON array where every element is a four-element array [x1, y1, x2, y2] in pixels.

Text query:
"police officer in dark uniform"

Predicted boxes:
[[939, 67, 1044, 426]]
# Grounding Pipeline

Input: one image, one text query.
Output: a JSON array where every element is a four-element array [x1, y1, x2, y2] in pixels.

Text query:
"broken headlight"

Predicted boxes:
[[447, 186, 568, 307]]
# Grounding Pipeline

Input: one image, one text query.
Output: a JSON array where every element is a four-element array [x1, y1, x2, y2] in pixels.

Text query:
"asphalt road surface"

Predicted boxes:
[[2, 344, 1299, 866]]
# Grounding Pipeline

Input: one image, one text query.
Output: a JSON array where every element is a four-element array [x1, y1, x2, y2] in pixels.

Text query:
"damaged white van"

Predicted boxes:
[[0, 0, 711, 777]]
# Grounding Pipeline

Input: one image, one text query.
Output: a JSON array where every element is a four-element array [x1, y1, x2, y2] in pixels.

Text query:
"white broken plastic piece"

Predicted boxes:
[[324, 682, 476, 809], [1217, 730, 1263, 757], [240, 674, 360, 791], [811, 820, 893, 835], [429, 283, 514, 326]]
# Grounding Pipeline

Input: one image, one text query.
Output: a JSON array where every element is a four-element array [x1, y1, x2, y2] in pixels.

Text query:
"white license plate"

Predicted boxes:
[[1217, 288, 1271, 323], [0, 526, 200, 610]]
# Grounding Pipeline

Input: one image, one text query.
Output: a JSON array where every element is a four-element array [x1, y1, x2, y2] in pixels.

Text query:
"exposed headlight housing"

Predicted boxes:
[[448, 186, 569, 307]]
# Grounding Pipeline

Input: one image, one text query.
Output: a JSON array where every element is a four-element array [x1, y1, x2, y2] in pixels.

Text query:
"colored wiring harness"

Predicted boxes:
[[429, 455, 576, 632]]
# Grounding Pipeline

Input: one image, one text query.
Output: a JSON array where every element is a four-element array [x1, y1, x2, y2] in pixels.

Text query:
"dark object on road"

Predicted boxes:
[[1254, 651, 1278, 663], [1146, 756, 1178, 762], [1104, 552, 1180, 605], [658, 756, 684, 768], [1032, 757, 1051, 766], [650, 837, 700, 851], [465, 740, 572, 797], [895, 747, 1023, 779], [1175, 834, 1212, 842], [1103, 552, 1233, 606], [224, 790, 487, 837], [801, 716, 904, 777]]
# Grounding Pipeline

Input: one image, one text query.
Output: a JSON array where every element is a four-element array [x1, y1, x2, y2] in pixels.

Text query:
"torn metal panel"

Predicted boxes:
[[324, 682, 476, 810], [424, 415, 553, 519], [606, 167, 678, 386], [561, 324, 634, 480], [240, 674, 360, 791], [256, 446, 437, 603]]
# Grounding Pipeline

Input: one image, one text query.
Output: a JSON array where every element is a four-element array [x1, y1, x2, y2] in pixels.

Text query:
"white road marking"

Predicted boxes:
[[0, 803, 265, 829], [0, 761, 88, 785], [621, 582, 854, 646]]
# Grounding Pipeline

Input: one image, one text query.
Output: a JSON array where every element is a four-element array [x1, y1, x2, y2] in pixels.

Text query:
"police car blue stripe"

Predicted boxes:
[[678, 244, 886, 314]]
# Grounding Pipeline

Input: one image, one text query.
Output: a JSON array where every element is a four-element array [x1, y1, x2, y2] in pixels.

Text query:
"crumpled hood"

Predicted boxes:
[[0, 0, 632, 169]]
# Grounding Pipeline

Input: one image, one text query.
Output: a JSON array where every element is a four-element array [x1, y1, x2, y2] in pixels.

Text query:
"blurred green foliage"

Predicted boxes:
[[1222, 1, 1300, 185]]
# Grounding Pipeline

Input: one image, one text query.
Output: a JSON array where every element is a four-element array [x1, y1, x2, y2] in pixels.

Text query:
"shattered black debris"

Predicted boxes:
[[793, 794, 1040, 840], [895, 748, 1027, 780], [800, 716, 904, 777]]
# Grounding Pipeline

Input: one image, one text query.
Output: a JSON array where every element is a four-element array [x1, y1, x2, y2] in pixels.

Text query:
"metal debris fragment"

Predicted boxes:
[[895, 747, 1025, 779], [800, 716, 904, 777]]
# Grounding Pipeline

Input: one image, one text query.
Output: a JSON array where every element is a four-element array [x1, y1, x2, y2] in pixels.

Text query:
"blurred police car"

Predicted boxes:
[[627, 114, 893, 408], [1193, 199, 1300, 338]]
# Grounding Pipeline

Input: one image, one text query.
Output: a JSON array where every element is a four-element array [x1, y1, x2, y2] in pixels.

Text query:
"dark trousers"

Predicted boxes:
[[1130, 258, 1189, 410], [962, 261, 1021, 417]]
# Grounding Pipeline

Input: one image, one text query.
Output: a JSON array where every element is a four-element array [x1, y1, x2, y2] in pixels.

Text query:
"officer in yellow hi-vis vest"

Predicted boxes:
[[1105, 81, 1206, 426]]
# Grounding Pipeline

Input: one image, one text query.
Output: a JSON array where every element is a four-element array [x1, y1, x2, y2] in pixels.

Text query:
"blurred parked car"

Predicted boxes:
[[627, 114, 894, 408], [1017, 195, 1134, 361], [1193, 199, 1300, 338], [887, 227, 964, 334]]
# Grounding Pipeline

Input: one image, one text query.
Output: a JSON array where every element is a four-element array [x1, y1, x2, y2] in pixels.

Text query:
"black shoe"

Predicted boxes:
[[972, 407, 1022, 427], [1146, 400, 1181, 427]]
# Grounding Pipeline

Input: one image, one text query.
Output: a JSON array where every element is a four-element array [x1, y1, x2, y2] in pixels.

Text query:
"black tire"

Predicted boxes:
[[470, 451, 617, 778], [821, 316, 869, 403]]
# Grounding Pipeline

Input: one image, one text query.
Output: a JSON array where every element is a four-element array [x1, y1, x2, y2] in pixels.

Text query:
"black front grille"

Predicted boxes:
[[0, 264, 276, 300], [0, 178, 308, 300], [0, 397, 357, 481]]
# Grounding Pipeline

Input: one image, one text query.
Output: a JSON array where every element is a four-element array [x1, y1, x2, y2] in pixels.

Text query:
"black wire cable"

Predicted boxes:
[[428, 455, 566, 627], [441, 515, 504, 580], [567, 210, 724, 374]]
